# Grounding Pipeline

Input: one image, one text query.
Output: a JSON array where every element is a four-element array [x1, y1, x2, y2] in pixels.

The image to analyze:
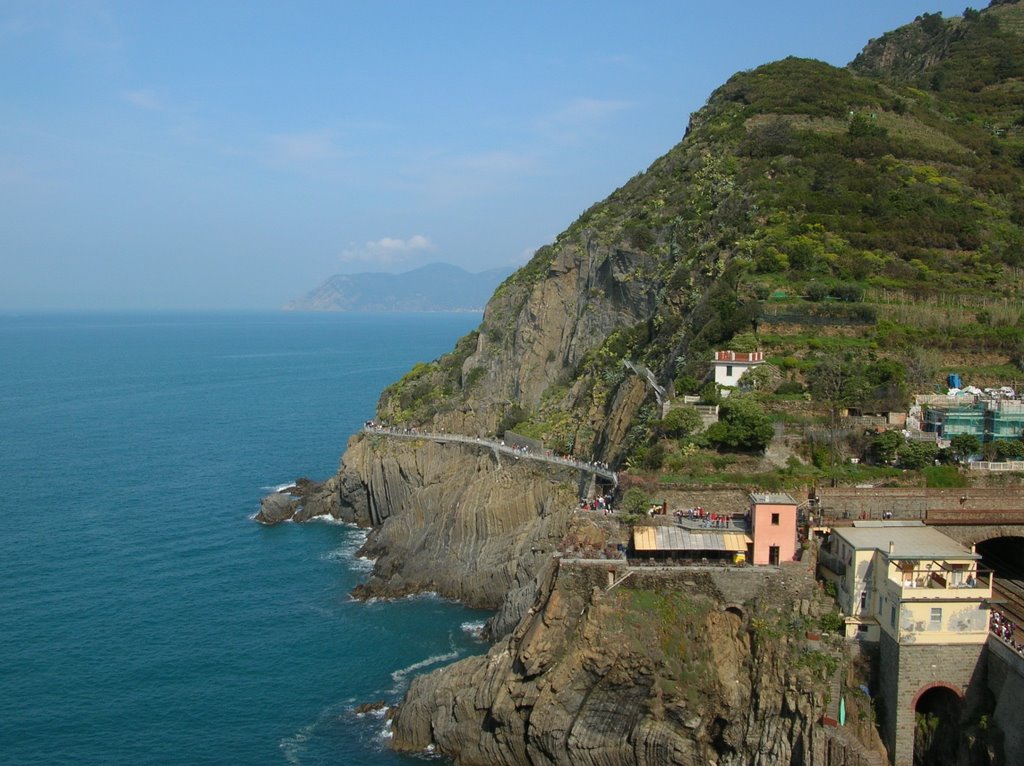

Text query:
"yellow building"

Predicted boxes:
[[818, 521, 991, 643], [818, 521, 993, 765]]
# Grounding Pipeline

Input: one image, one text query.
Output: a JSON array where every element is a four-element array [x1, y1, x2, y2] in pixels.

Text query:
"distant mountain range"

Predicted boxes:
[[284, 263, 513, 312]]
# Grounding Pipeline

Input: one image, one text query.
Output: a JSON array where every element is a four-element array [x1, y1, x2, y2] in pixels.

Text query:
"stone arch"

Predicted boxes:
[[942, 525, 1024, 549], [722, 603, 746, 622], [912, 683, 963, 766], [911, 681, 963, 711]]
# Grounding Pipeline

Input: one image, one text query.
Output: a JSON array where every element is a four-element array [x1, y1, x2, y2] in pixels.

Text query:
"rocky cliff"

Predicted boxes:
[[260, 4, 1024, 764], [338, 434, 580, 608], [391, 556, 879, 766]]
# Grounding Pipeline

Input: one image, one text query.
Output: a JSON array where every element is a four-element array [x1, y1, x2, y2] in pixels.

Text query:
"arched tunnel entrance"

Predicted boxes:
[[976, 537, 1024, 626], [913, 685, 962, 766]]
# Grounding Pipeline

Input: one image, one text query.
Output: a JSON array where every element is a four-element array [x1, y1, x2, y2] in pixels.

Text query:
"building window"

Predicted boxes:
[[726, 365, 733, 377], [930, 607, 942, 630], [857, 624, 869, 633], [890, 605, 896, 628], [860, 591, 867, 610], [771, 513, 780, 525]]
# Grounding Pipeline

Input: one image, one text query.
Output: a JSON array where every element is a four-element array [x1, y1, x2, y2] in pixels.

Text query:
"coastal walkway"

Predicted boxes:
[[362, 424, 618, 487]]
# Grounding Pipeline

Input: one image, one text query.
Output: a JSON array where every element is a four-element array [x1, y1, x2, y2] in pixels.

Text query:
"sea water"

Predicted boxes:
[[0, 312, 490, 766]]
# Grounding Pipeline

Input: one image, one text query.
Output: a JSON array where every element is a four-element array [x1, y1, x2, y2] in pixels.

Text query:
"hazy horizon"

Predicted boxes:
[[1, 1, 971, 310]]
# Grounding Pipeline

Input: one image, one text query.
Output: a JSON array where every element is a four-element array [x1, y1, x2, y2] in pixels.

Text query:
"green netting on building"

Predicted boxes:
[[925, 401, 1024, 441], [940, 407, 985, 437], [990, 403, 1024, 440]]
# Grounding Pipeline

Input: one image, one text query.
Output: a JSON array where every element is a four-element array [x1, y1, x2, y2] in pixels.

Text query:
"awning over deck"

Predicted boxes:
[[633, 526, 752, 553]]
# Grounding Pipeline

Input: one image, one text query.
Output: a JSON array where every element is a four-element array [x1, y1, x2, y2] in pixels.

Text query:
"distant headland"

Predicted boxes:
[[284, 262, 513, 312]]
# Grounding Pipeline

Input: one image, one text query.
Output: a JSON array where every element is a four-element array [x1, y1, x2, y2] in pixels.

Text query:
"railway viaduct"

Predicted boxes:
[[814, 487, 1024, 765]]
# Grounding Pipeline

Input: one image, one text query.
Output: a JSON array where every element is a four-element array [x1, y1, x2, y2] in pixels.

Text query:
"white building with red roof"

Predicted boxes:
[[712, 350, 765, 392]]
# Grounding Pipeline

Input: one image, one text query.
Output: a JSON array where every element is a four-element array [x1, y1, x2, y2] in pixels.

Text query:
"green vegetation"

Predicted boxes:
[[656, 406, 704, 439], [622, 487, 650, 513], [374, 3, 1024, 499], [610, 589, 716, 706], [923, 465, 969, 488], [704, 396, 774, 452]]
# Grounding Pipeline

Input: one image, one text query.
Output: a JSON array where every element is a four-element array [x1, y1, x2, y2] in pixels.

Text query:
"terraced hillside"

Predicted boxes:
[[374, 1, 1024, 480]]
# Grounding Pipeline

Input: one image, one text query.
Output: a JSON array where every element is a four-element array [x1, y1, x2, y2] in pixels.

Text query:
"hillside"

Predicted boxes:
[[292, 5, 1024, 765], [374, 0, 1024, 479], [284, 262, 511, 312]]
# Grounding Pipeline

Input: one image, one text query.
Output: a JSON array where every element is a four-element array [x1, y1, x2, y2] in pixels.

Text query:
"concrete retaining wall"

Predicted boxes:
[[878, 633, 986, 766], [987, 636, 1024, 766]]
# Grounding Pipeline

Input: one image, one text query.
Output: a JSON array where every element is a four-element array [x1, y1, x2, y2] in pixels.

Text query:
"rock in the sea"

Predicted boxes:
[[255, 477, 341, 524], [353, 700, 389, 715], [255, 492, 298, 524]]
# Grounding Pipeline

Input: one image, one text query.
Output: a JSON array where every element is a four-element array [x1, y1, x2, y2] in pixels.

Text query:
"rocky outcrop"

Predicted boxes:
[[340, 434, 579, 608], [255, 491, 297, 524], [391, 560, 878, 766], [255, 477, 340, 524]]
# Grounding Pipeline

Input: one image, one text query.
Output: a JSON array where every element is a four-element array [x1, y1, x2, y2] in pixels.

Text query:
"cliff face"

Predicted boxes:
[[391, 559, 873, 766], [336, 434, 579, 608], [262, 4, 1024, 764]]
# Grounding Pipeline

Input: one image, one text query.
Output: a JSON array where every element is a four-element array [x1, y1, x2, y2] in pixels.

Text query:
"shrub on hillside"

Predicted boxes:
[[704, 396, 774, 452]]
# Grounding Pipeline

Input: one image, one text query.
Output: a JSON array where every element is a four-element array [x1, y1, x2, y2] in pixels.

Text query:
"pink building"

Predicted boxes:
[[749, 492, 797, 565]]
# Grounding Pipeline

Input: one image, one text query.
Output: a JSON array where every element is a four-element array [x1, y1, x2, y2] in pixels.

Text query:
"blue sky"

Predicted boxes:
[[1, 1, 972, 310]]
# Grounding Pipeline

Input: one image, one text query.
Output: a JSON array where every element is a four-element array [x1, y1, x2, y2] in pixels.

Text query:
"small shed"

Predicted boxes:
[[632, 526, 752, 563]]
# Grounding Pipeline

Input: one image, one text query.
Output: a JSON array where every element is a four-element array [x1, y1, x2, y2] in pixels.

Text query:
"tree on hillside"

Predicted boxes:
[[704, 396, 774, 452], [657, 406, 704, 439], [622, 487, 649, 514], [739, 365, 774, 392], [871, 430, 904, 464], [949, 433, 981, 462], [698, 381, 722, 405], [898, 440, 938, 469], [811, 355, 867, 474], [994, 439, 1024, 460]]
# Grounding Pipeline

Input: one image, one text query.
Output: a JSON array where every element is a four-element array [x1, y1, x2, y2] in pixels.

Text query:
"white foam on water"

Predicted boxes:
[[460, 620, 486, 639], [279, 719, 314, 766], [389, 648, 461, 694], [307, 514, 353, 526], [279, 700, 350, 765], [353, 704, 390, 720], [322, 528, 373, 572], [262, 481, 298, 493]]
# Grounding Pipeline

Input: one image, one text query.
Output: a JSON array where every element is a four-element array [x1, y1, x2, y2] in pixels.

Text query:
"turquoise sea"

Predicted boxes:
[[0, 312, 489, 766]]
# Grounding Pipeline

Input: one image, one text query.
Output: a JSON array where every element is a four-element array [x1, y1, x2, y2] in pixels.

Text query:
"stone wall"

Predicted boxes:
[[814, 487, 1024, 521], [987, 636, 1024, 766], [878, 633, 987, 766]]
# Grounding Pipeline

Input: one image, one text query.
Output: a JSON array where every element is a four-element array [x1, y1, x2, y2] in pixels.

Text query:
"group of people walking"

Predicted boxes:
[[991, 610, 1024, 658]]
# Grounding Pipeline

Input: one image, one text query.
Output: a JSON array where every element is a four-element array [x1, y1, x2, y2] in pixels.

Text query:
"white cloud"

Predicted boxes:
[[123, 88, 165, 111], [453, 150, 537, 174], [554, 97, 632, 122], [338, 235, 436, 268], [535, 97, 632, 144], [270, 130, 345, 162]]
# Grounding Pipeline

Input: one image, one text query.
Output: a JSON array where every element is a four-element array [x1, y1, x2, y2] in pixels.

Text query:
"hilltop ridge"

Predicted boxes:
[[294, 4, 1024, 764], [370, 0, 1024, 477]]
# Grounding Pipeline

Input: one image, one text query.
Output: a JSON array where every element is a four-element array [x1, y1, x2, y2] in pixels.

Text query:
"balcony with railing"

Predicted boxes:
[[887, 565, 992, 600]]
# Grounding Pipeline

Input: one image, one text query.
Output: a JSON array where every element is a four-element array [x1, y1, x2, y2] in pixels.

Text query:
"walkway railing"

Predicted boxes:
[[362, 424, 618, 486]]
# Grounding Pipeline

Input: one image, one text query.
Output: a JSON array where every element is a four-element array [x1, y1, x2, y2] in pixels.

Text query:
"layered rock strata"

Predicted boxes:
[[338, 434, 579, 608], [391, 559, 874, 766]]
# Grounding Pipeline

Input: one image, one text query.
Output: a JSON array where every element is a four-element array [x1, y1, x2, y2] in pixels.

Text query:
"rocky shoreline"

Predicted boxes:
[[258, 434, 886, 766]]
